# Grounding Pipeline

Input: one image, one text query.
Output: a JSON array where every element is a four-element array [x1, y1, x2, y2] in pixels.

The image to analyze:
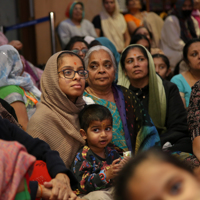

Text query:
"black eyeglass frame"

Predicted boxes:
[[58, 69, 89, 79]]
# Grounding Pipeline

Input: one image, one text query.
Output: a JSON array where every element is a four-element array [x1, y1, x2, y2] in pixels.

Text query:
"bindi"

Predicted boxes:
[[74, 62, 77, 65], [134, 54, 137, 56]]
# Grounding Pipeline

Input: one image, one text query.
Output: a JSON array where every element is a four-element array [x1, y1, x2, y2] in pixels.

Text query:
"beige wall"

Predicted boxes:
[[34, 0, 102, 65]]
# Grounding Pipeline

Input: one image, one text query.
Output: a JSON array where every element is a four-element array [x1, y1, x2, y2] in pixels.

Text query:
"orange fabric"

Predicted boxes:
[[20, 87, 38, 105], [124, 14, 142, 27]]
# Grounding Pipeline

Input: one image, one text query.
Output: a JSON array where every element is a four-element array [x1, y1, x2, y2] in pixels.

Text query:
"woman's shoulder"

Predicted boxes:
[[92, 15, 100, 22], [81, 19, 93, 26], [171, 74, 185, 82], [164, 15, 179, 24], [0, 85, 24, 98]]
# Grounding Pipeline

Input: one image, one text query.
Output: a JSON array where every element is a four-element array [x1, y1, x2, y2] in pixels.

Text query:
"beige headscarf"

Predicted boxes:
[[27, 51, 85, 168], [100, 0, 127, 52], [118, 44, 167, 134]]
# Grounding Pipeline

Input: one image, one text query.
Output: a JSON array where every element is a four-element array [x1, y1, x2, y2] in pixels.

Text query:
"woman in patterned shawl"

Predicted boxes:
[[83, 45, 160, 155]]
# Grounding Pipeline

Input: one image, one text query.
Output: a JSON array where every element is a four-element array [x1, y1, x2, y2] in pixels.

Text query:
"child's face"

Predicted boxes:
[[82, 119, 112, 151], [126, 159, 200, 200]]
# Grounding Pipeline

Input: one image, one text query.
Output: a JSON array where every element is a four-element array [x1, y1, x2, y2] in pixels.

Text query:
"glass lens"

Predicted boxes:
[[78, 70, 88, 78], [63, 69, 73, 78], [81, 49, 88, 54], [72, 49, 79, 54]]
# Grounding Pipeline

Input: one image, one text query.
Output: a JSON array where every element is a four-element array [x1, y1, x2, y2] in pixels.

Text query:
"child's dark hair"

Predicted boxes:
[[132, 26, 153, 40], [79, 104, 113, 132], [130, 34, 151, 52], [114, 147, 193, 200], [152, 54, 170, 69]]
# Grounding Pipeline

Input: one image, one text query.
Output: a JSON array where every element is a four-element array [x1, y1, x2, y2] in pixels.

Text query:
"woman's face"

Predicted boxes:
[[71, 42, 88, 60], [72, 4, 83, 21], [194, 0, 200, 10], [135, 27, 151, 41], [124, 47, 149, 81], [127, 0, 142, 11], [126, 160, 200, 200], [136, 39, 150, 52], [182, 0, 193, 10], [58, 54, 85, 102], [153, 57, 170, 79], [187, 42, 200, 70], [103, 0, 116, 15], [87, 49, 115, 89]]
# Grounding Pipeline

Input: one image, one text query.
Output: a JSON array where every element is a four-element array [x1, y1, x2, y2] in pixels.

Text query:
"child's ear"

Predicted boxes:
[[80, 129, 87, 140]]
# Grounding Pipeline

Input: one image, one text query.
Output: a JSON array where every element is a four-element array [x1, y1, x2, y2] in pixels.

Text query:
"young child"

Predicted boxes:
[[71, 104, 129, 197]]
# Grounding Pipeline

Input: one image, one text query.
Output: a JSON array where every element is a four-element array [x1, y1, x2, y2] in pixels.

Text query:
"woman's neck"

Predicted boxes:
[[130, 76, 149, 89], [86, 85, 115, 102], [130, 9, 141, 16], [189, 69, 200, 81], [71, 18, 81, 25]]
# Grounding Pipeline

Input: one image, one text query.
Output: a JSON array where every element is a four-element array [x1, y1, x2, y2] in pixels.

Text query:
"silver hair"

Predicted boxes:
[[84, 45, 117, 72]]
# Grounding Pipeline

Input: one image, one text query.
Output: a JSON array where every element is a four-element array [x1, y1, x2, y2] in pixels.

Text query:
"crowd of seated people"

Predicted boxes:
[[2, 0, 200, 199]]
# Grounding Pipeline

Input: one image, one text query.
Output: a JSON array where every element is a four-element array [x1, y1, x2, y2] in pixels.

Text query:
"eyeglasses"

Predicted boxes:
[[71, 49, 88, 55], [58, 69, 89, 79]]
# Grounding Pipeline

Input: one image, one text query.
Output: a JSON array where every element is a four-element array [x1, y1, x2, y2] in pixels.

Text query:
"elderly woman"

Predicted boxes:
[[118, 44, 192, 154], [83, 45, 160, 154], [161, 0, 200, 70], [0, 45, 41, 131], [58, 1, 97, 49], [92, 0, 130, 53]]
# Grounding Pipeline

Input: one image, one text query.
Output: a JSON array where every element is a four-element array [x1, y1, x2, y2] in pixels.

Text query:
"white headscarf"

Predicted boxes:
[[0, 45, 41, 98]]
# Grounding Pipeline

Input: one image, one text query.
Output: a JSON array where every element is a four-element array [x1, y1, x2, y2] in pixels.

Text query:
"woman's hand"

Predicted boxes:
[[8, 40, 23, 50], [43, 173, 77, 200]]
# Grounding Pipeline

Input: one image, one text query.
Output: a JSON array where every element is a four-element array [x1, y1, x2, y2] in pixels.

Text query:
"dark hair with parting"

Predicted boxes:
[[132, 26, 153, 40], [79, 104, 113, 132], [152, 54, 170, 69], [183, 38, 200, 64], [120, 44, 149, 71], [130, 34, 151, 52], [114, 147, 193, 200], [57, 51, 85, 69], [89, 40, 102, 49], [64, 36, 89, 51]]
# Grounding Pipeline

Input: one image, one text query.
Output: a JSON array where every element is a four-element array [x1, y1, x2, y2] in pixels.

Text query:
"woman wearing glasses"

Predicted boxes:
[[65, 36, 89, 59], [27, 51, 88, 168]]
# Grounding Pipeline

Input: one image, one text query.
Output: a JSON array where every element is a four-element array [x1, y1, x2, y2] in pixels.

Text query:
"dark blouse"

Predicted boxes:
[[92, 15, 104, 37], [129, 79, 192, 154]]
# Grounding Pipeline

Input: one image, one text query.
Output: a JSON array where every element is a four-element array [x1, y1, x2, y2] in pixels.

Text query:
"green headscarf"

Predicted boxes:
[[118, 44, 167, 134]]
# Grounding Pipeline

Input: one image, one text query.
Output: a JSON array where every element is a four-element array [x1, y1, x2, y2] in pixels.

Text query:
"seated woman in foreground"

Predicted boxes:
[[188, 80, 200, 162], [118, 44, 192, 154], [27, 51, 88, 168], [83, 45, 160, 154], [115, 148, 200, 200], [0, 45, 41, 131], [171, 38, 200, 108]]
